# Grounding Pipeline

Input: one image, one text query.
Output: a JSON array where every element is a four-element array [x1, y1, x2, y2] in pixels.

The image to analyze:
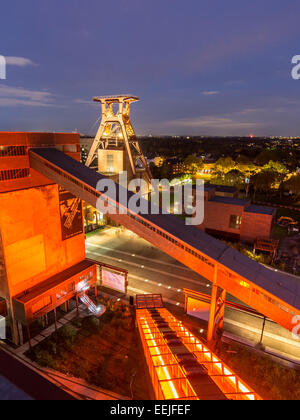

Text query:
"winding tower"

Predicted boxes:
[[85, 95, 152, 186]]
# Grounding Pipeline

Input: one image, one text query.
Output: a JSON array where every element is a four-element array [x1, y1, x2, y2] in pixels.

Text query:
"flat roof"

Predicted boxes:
[[208, 183, 237, 193], [245, 204, 275, 215], [14, 260, 95, 305], [211, 196, 250, 206], [93, 95, 139, 103]]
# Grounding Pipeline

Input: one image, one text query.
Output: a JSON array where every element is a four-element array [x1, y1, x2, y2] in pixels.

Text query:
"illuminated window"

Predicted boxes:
[[229, 215, 242, 230], [107, 154, 114, 172], [63, 144, 78, 153]]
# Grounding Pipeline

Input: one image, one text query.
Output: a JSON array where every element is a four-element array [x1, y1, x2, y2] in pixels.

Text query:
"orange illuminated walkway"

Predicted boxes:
[[136, 297, 261, 400]]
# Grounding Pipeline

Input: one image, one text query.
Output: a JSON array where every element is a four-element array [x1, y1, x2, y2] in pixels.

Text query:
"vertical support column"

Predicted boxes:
[[11, 315, 20, 346], [99, 265, 102, 288], [207, 265, 227, 346], [27, 324, 32, 350], [17, 321, 24, 346], [54, 308, 57, 331], [184, 291, 188, 314], [125, 272, 128, 295], [207, 283, 218, 343], [76, 294, 79, 316]]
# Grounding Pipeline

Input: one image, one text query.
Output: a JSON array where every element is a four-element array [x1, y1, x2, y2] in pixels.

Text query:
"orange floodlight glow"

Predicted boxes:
[[137, 308, 261, 400], [138, 308, 262, 400], [137, 310, 198, 400], [144, 321, 179, 399]]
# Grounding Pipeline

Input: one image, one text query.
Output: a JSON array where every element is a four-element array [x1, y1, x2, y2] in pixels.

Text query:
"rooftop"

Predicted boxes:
[[93, 95, 139, 103], [209, 184, 237, 193], [211, 196, 250, 206], [245, 204, 275, 216]]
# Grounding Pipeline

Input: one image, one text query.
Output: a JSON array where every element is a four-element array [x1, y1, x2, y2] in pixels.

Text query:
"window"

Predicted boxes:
[[0, 168, 30, 181], [0, 146, 27, 157], [56, 283, 74, 299], [107, 154, 114, 172], [229, 215, 242, 230], [63, 144, 78, 153]]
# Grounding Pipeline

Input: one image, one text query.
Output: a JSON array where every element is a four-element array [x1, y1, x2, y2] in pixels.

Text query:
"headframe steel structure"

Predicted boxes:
[[85, 95, 152, 184]]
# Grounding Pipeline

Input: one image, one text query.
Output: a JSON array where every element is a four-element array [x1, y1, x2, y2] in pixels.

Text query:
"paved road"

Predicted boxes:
[[86, 227, 300, 362], [0, 349, 76, 400]]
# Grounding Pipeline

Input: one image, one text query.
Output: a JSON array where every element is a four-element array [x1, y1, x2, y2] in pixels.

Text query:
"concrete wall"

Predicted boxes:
[[0, 132, 80, 194], [0, 184, 85, 302], [198, 201, 244, 237], [241, 212, 274, 243]]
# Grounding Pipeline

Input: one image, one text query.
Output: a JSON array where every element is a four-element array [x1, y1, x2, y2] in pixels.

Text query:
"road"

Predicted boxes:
[[86, 227, 300, 362]]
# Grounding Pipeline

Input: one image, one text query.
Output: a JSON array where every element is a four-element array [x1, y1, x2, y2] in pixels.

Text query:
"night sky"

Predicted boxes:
[[1, 0, 300, 136]]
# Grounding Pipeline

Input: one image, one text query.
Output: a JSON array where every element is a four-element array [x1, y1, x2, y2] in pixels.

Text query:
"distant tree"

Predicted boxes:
[[224, 169, 244, 189], [214, 157, 235, 173], [184, 155, 203, 175], [159, 162, 172, 179], [262, 161, 289, 187], [250, 170, 277, 199], [236, 155, 256, 175], [255, 150, 281, 166], [263, 160, 287, 174], [282, 173, 300, 199]]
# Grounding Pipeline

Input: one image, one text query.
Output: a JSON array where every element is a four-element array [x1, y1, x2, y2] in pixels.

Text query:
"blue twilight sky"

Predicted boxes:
[[0, 0, 300, 136]]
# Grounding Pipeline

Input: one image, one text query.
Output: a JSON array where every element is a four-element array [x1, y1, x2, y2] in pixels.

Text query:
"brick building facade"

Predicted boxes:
[[195, 185, 276, 243]]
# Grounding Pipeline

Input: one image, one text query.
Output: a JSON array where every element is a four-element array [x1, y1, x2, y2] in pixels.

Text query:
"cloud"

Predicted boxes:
[[0, 85, 59, 107], [202, 91, 220, 96], [74, 98, 95, 106], [167, 116, 259, 130], [5, 56, 36, 67], [162, 108, 268, 135]]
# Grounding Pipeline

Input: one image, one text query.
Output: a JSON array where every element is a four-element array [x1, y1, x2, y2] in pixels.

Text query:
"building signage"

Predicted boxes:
[[58, 186, 83, 240]]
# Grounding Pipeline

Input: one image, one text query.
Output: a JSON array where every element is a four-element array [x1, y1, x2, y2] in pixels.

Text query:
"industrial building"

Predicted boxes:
[[0, 132, 97, 345], [195, 184, 276, 243]]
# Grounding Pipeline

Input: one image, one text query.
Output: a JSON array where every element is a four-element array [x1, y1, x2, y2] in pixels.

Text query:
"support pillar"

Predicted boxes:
[[125, 272, 128, 295], [11, 317, 20, 346], [207, 266, 226, 346], [17, 321, 24, 346], [27, 324, 32, 350], [54, 308, 57, 331], [76, 294, 79, 316], [61, 301, 68, 313]]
